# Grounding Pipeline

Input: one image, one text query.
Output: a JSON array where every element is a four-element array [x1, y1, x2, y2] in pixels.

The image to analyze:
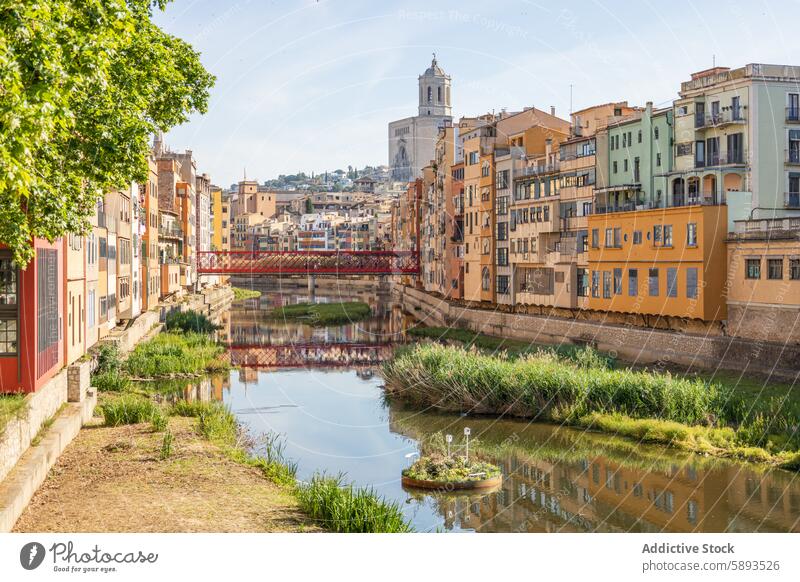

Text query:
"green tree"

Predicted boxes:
[[304, 197, 313, 214], [0, 0, 214, 266]]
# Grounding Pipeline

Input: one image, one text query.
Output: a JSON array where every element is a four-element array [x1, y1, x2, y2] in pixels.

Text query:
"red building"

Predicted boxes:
[[0, 240, 64, 394]]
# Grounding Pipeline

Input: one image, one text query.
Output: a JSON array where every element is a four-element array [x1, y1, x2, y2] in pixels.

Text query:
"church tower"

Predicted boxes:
[[418, 54, 451, 117]]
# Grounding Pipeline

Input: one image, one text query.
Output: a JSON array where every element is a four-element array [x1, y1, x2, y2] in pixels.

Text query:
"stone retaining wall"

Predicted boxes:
[[395, 284, 800, 381]]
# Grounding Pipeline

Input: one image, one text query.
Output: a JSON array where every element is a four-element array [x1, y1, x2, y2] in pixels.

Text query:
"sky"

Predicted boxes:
[[154, 0, 800, 187]]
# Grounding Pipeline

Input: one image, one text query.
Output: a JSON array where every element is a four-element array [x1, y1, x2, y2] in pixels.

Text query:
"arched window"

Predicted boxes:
[[482, 267, 490, 291], [437, 86, 442, 103], [427, 86, 432, 104]]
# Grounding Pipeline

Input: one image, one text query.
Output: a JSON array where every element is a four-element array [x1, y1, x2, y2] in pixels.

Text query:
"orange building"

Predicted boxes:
[[587, 204, 728, 320]]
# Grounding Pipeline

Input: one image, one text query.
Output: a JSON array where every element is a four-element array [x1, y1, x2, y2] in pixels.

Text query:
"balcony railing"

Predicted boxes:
[[787, 107, 800, 122], [522, 162, 560, 176], [695, 149, 746, 168], [159, 225, 184, 239], [695, 109, 746, 128]]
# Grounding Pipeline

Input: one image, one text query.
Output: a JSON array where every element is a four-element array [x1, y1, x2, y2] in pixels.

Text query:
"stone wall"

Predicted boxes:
[[395, 284, 800, 381], [0, 369, 67, 484], [726, 302, 800, 345]]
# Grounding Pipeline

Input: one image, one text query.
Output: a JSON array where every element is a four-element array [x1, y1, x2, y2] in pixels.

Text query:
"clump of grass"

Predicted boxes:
[[165, 309, 220, 334], [0, 393, 27, 434], [95, 344, 123, 374], [407, 326, 615, 367], [295, 474, 412, 533], [151, 410, 168, 432], [384, 344, 723, 425], [100, 394, 163, 426], [267, 301, 372, 327], [197, 403, 238, 442], [232, 287, 261, 300], [125, 332, 227, 378], [160, 429, 174, 459], [244, 432, 298, 487], [93, 370, 131, 392], [31, 404, 66, 446]]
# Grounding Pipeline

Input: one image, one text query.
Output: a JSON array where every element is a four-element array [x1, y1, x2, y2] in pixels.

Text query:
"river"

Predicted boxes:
[[194, 287, 799, 533]]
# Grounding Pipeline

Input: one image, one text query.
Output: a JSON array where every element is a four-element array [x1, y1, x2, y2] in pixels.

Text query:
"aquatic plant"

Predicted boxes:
[[403, 455, 500, 483], [231, 287, 262, 300], [295, 474, 412, 533]]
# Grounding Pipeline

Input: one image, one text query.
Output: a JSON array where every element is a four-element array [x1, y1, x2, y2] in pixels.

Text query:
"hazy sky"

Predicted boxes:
[[154, 0, 800, 187]]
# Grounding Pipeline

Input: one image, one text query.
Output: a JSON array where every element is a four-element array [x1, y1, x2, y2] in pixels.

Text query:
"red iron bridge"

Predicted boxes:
[[225, 341, 396, 368], [197, 250, 420, 276]]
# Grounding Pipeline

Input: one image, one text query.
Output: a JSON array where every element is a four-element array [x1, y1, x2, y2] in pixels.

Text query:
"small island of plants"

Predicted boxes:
[[402, 432, 502, 490], [267, 301, 372, 326]]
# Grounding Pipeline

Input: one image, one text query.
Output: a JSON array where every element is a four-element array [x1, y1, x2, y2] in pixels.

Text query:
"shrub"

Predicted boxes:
[[165, 309, 220, 334], [151, 411, 168, 432], [95, 344, 122, 374], [295, 475, 412, 533], [101, 395, 162, 426]]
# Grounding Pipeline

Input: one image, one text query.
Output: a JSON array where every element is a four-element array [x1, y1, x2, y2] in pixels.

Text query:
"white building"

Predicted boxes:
[[388, 55, 452, 181]]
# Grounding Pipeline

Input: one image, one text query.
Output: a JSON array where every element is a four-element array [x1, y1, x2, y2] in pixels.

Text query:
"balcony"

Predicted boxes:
[[695, 149, 746, 168], [787, 107, 800, 123], [695, 109, 746, 129], [159, 224, 184, 239], [786, 148, 800, 165], [730, 216, 800, 240], [522, 162, 560, 176]]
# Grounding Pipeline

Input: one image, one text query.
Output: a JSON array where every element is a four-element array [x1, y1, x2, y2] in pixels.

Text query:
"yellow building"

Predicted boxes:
[[726, 217, 800, 343], [587, 204, 728, 321]]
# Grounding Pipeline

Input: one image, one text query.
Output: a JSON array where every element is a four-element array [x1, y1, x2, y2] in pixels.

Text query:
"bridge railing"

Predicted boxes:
[[196, 250, 420, 275]]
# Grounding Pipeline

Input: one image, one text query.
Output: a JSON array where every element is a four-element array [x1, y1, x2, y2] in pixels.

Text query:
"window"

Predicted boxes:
[[603, 271, 612, 298], [676, 142, 692, 157], [791, 259, 800, 280], [37, 248, 60, 375], [497, 222, 508, 241], [591, 229, 599, 248], [687, 223, 697, 247], [656, 153, 662, 167], [624, 159, 628, 172], [87, 290, 95, 328], [496, 170, 509, 190], [628, 269, 638, 297], [637, 130, 642, 143], [745, 258, 760, 279], [614, 227, 621, 248], [577, 268, 589, 297], [686, 267, 698, 299], [653, 225, 662, 245], [604, 228, 614, 247], [613, 268, 622, 295], [481, 267, 490, 291], [0, 252, 18, 355], [496, 275, 509, 294], [768, 258, 783, 280], [667, 268, 678, 297], [613, 161, 618, 174], [649, 268, 659, 296], [591, 271, 600, 298], [654, 126, 660, 140], [497, 247, 509, 266], [633, 230, 642, 245], [663, 225, 673, 246]]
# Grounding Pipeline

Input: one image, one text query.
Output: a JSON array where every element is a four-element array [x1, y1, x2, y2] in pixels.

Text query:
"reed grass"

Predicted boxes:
[[125, 332, 227, 378], [100, 394, 163, 426], [165, 310, 220, 334], [267, 301, 372, 326], [92, 370, 131, 392], [295, 474, 412, 533]]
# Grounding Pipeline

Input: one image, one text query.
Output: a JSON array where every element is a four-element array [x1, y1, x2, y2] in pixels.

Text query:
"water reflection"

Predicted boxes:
[[200, 292, 800, 533]]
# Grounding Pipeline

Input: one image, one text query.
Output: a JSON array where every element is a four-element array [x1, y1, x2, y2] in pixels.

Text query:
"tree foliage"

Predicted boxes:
[[0, 0, 215, 266]]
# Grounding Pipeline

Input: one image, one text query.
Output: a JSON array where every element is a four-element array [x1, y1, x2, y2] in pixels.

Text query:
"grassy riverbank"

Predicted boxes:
[[384, 344, 800, 470], [267, 301, 372, 326]]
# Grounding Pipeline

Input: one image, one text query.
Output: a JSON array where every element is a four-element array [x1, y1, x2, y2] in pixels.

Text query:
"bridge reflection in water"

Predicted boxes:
[[225, 342, 396, 368]]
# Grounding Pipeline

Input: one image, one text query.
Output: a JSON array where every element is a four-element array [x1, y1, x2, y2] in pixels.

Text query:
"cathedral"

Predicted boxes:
[[388, 55, 452, 182]]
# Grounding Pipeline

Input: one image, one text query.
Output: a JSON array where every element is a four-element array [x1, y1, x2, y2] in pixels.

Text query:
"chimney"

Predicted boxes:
[[574, 115, 583, 137], [550, 106, 556, 116]]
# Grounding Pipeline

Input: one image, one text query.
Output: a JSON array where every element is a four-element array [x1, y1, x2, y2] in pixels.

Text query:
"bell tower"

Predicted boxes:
[[418, 53, 451, 117]]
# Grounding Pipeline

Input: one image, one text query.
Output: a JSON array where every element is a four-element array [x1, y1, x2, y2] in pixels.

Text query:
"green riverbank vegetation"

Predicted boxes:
[[402, 432, 501, 484], [232, 287, 262, 301], [267, 301, 372, 326], [383, 343, 800, 470]]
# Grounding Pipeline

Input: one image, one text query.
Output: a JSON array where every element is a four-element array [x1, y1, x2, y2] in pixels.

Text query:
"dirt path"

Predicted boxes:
[[14, 416, 315, 533]]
